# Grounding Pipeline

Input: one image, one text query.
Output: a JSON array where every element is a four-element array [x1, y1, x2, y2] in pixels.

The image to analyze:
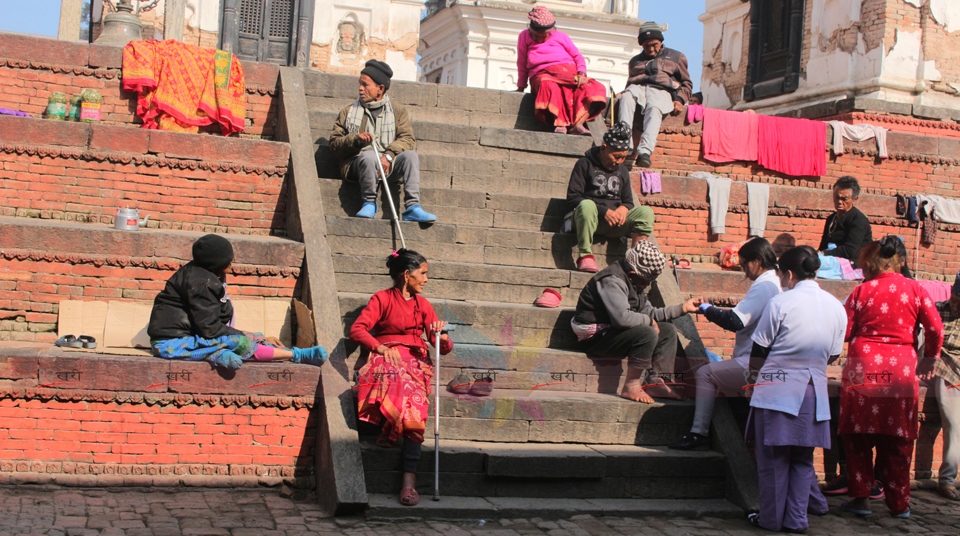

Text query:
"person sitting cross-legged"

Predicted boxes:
[[572, 241, 703, 403], [329, 59, 436, 223], [566, 121, 654, 273]]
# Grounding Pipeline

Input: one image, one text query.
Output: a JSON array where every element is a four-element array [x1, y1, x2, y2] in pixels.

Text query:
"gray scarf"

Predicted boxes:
[[346, 96, 396, 153]]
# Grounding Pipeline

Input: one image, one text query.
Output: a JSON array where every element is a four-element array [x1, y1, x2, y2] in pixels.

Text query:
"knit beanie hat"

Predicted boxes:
[[528, 6, 556, 30], [604, 121, 633, 151], [361, 59, 393, 91], [953, 270, 960, 297], [625, 241, 666, 281], [192, 234, 234, 273], [638, 21, 664, 45]]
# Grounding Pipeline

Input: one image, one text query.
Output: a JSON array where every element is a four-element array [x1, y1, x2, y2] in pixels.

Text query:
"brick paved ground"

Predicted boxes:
[[0, 485, 958, 535]]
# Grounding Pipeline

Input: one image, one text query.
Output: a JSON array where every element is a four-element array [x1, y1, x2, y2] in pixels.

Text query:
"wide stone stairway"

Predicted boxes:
[[306, 72, 743, 517]]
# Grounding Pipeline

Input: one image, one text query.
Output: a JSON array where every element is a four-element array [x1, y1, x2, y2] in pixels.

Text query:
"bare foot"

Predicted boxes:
[[644, 378, 684, 400], [621, 381, 655, 403]]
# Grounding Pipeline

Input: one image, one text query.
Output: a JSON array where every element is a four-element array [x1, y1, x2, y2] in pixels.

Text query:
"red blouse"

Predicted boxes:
[[349, 288, 453, 355]]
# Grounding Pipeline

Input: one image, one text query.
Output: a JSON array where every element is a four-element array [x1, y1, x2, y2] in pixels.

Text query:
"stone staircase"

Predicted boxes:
[[305, 71, 743, 517]]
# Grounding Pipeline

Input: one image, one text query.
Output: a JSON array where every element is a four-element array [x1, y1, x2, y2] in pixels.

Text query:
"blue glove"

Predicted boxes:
[[291, 346, 329, 366], [214, 351, 243, 370]]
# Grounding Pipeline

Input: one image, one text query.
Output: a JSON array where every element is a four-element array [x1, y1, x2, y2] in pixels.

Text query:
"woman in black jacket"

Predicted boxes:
[[147, 234, 328, 369]]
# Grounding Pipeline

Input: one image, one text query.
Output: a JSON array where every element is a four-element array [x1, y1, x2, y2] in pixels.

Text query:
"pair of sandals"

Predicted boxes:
[[447, 373, 494, 396], [54, 334, 97, 349]]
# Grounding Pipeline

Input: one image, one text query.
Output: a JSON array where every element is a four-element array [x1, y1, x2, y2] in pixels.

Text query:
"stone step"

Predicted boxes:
[[359, 388, 695, 445], [318, 178, 568, 231], [675, 264, 859, 302], [325, 216, 627, 271], [0, 216, 304, 269], [364, 494, 742, 520], [332, 254, 589, 306], [359, 439, 726, 500], [339, 292, 581, 350]]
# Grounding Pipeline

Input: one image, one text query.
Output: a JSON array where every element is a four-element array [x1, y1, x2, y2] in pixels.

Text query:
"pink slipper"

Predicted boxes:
[[577, 255, 600, 273], [554, 126, 568, 134], [534, 288, 562, 308], [570, 125, 591, 136]]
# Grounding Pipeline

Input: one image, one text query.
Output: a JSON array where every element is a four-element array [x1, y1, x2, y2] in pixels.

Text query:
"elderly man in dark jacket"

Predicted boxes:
[[566, 122, 654, 273], [616, 21, 693, 168], [571, 241, 702, 404], [329, 60, 436, 222]]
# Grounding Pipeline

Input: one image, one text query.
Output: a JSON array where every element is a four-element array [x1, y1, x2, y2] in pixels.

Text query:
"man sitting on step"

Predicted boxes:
[[616, 21, 692, 168], [571, 241, 703, 403], [565, 121, 654, 273], [329, 60, 437, 223]]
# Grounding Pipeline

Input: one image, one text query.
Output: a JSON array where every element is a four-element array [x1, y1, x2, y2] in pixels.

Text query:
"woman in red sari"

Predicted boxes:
[[350, 248, 452, 507], [516, 6, 607, 134], [839, 237, 944, 518]]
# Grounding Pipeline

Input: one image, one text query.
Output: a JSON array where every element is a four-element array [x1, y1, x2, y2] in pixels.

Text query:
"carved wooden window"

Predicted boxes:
[[220, 0, 313, 67], [744, 0, 805, 101]]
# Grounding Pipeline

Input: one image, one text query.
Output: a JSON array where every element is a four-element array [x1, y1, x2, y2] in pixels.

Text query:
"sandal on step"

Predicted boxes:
[[399, 486, 419, 506], [78, 335, 97, 349], [54, 334, 83, 349]]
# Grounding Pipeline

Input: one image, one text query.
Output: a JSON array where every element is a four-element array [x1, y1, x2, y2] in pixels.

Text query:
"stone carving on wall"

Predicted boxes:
[[613, 0, 637, 17], [336, 18, 364, 55]]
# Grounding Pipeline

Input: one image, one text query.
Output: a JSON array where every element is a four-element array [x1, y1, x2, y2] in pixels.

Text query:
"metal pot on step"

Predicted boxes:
[[114, 207, 150, 231]]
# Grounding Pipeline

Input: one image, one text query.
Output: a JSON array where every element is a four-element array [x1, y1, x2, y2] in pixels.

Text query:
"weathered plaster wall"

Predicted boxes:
[[699, 0, 750, 109], [919, 0, 960, 100]]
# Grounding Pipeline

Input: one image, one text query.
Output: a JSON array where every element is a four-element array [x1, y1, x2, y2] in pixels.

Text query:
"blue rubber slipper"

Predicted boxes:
[[892, 509, 910, 519], [54, 334, 83, 348], [840, 501, 872, 517]]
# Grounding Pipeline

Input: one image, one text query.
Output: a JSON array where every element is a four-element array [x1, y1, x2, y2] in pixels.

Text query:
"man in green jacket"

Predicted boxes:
[[329, 60, 436, 222]]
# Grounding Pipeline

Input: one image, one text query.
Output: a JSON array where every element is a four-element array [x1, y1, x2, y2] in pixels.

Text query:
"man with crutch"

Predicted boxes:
[[329, 59, 437, 223]]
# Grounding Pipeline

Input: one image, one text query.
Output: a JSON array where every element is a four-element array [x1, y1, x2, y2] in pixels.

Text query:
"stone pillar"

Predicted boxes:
[[58, 0, 84, 42], [163, 0, 186, 41]]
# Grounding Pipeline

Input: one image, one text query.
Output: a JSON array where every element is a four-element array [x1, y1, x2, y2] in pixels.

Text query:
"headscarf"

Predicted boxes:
[[603, 121, 633, 151], [528, 6, 556, 30], [638, 21, 664, 44], [625, 241, 666, 281]]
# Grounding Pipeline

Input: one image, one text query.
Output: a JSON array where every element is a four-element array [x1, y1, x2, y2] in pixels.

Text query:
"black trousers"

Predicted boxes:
[[579, 321, 678, 377], [401, 437, 422, 474]]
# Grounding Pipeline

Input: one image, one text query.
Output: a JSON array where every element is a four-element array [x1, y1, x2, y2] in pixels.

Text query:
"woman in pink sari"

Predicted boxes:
[[517, 6, 607, 134]]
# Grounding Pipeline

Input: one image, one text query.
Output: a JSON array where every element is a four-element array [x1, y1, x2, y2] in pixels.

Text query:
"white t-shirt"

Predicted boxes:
[[732, 269, 783, 365], [750, 280, 846, 419]]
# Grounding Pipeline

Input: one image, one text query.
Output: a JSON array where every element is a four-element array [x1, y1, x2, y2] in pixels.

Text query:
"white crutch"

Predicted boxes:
[[370, 142, 406, 249], [432, 323, 453, 501]]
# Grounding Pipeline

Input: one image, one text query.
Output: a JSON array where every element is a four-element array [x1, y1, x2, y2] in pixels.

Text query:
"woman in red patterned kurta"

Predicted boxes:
[[839, 238, 944, 517], [350, 249, 452, 507]]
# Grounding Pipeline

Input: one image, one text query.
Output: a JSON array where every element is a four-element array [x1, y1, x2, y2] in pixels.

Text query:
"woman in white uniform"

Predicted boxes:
[[746, 246, 847, 533]]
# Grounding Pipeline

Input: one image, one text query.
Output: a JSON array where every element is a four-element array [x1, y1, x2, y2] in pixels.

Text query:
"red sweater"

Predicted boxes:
[[349, 288, 453, 355]]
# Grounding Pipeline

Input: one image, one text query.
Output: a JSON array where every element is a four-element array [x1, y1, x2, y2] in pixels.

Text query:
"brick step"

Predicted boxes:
[[339, 293, 581, 350], [364, 493, 742, 520], [359, 439, 726, 500], [332, 254, 590, 306], [358, 388, 695, 445], [324, 216, 627, 271], [0, 216, 305, 269]]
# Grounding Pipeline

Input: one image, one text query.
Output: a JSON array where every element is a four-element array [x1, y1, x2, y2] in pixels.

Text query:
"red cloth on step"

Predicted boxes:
[[702, 108, 759, 163], [757, 115, 827, 177]]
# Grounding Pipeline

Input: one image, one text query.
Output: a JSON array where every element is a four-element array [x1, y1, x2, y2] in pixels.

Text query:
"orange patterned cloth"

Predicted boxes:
[[122, 40, 246, 135]]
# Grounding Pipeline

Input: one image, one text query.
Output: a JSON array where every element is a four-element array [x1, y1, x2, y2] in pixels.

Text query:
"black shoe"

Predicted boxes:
[[670, 432, 709, 450], [822, 475, 848, 495], [636, 153, 652, 168], [870, 480, 885, 500]]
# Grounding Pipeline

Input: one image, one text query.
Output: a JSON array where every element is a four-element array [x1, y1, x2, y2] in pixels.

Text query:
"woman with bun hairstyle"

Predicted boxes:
[[350, 249, 452, 507], [745, 246, 846, 533], [838, 237, 944, 518]]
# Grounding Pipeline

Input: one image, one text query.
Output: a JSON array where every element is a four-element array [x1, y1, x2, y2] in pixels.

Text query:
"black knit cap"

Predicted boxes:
[[361, 59, 394, 91], [638, 21, 664, 45], [192, 234, 234, 273]]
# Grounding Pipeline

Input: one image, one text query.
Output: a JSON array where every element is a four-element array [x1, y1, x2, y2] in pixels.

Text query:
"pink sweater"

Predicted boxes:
[[516, 29, 587, 90]]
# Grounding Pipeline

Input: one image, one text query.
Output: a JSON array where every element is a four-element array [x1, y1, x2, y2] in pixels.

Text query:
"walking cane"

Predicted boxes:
[[370, 142, 407, 249], [433, 323, 454, 501]]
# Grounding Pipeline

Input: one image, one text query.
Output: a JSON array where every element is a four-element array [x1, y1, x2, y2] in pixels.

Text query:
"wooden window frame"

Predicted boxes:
[[744, 0, 805, 102]]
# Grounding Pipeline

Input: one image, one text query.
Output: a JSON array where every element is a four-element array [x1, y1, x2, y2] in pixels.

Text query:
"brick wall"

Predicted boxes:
[[0, 33, 279, 139], [0, 355, 320, 488], [0, 116, 290, 235]]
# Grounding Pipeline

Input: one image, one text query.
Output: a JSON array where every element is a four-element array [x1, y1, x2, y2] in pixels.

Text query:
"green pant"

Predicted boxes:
[[574, 200, 654, 256]]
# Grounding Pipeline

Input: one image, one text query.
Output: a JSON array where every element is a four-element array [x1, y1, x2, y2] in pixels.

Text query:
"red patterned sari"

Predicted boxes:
[[531, 63, 607, 128]]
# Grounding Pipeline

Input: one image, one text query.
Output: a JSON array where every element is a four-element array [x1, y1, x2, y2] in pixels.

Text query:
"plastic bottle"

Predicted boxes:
[[44, 92, 68, 120], [80, 89, 102, 123], [67, 95, 82, 121]]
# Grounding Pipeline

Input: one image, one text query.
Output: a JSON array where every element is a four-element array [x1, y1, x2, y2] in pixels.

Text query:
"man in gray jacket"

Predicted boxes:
[[571, 241, 702, 403]]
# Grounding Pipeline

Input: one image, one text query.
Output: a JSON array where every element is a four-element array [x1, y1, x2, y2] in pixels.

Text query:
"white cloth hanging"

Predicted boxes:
[[826, 121, 889, 159]]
